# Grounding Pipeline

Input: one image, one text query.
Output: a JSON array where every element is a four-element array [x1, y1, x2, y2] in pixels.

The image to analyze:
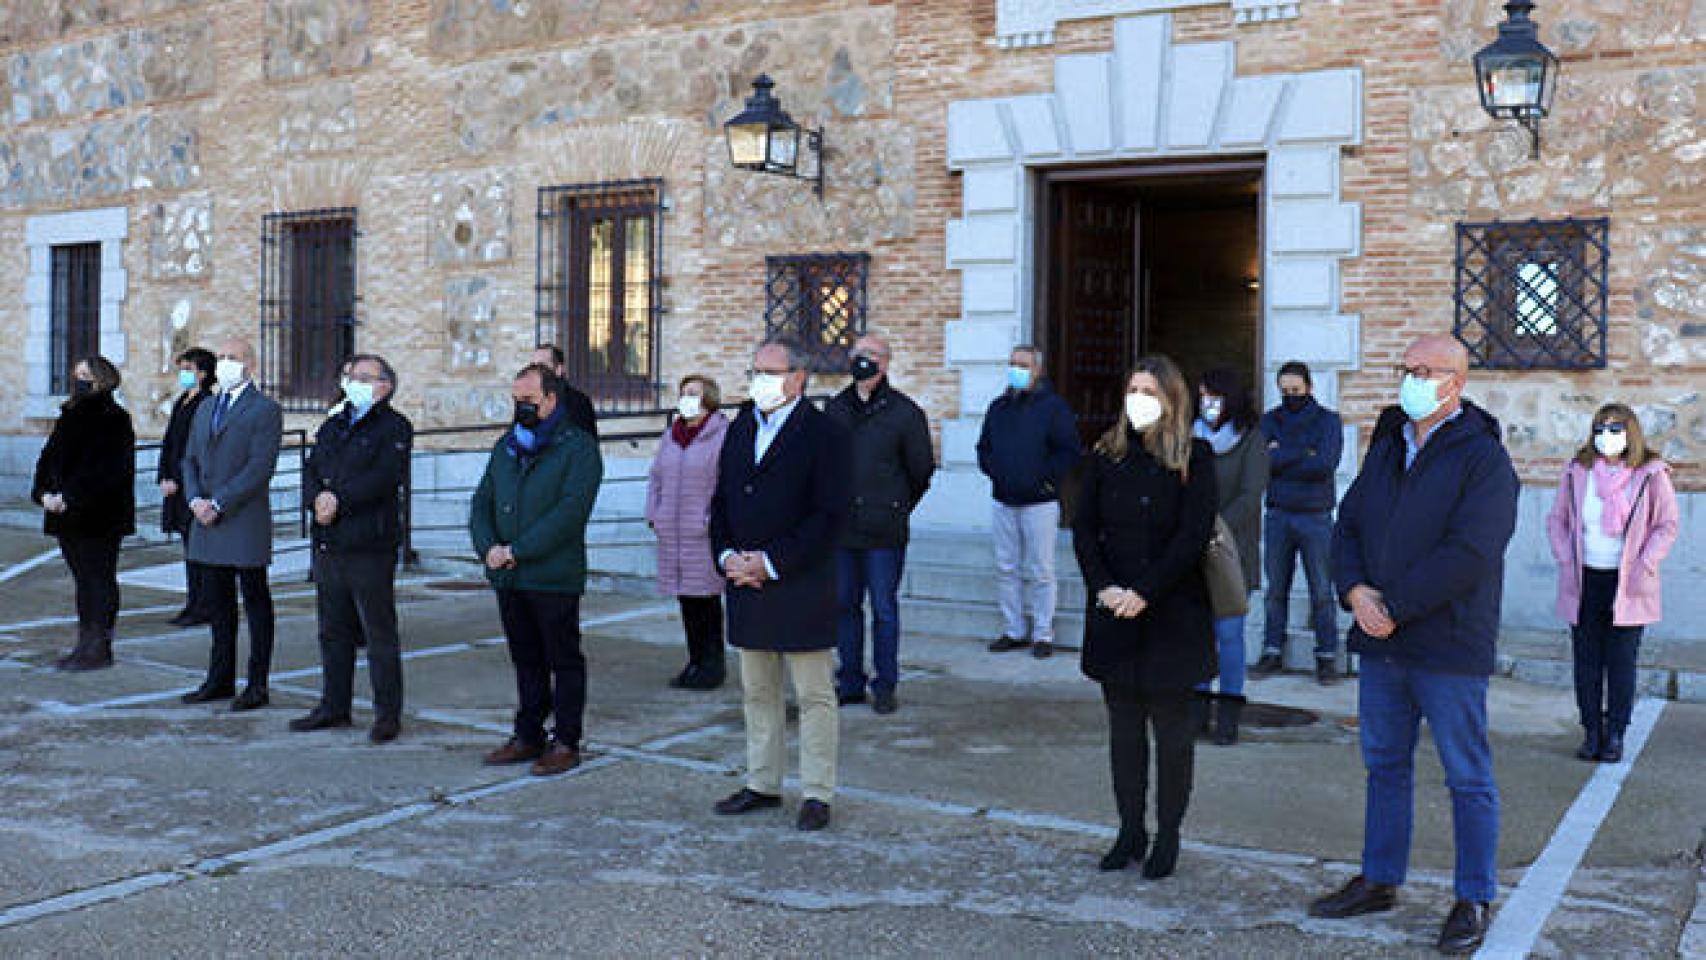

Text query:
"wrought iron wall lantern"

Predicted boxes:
[[724, 75, 825, 199], [1473, 0, 1560, 159]]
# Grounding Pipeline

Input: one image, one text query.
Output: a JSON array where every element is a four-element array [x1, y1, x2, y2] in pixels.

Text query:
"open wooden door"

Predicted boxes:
[[1045, 183, 1138, 449]]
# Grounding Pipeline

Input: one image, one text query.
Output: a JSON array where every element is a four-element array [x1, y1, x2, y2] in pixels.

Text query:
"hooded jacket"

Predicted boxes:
[[1332, 401, 1519, 676]]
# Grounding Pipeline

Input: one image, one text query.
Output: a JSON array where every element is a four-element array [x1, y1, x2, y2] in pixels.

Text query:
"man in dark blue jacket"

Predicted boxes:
[[1253, 361, 1344, 684], [976, 344, 1081, 659], [1309, 335, 1518, 956]]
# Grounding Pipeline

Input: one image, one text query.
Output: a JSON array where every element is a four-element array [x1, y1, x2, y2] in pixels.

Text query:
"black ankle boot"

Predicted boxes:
[[55, 625, 100, 670], [1599, 727, 1624, 763], [1188, 691, 1214, 739], [1575, 723, 1601, 761], [1142, 829, 1180, 879], [1213, 694, 1245, 746], [1099, 827, 1148, 871]]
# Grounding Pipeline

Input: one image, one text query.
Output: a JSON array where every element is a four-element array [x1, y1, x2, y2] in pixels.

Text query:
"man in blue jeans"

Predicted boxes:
[[1253, 361, 1344, 684], [824, 334, 935, 715], [1309, 335, 1518, 956]]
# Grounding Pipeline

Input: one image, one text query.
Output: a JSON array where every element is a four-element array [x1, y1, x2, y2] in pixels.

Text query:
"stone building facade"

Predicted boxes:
[[0, 1, 1700, 636]]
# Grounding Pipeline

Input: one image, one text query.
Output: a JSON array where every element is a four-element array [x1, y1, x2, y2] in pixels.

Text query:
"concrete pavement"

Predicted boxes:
[[0, 531, 1699, 958]]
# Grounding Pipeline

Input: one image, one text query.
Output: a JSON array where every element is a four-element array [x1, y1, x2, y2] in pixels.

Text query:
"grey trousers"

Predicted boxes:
[[992, 500, 1060, 644]]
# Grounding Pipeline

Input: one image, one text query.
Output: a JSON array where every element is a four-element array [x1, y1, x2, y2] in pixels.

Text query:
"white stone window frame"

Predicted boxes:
[[998, 0, 1301, 49], [24, 208, 130, 420]]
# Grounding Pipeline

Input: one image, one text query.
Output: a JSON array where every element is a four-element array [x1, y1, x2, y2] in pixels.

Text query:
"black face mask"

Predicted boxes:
[[1281, 395, 1309, 413], [513, 401, 542, 430], [850, 355, 881, 383], [71, 379, 96, 398]]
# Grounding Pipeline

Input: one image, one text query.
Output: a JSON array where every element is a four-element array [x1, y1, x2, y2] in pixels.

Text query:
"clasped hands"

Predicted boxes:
[[484, 544, 517, 570], [313, 491, 339, 527], [1348, 584, 1396, 640], [40, 492, 67, 514], [1096, 586, 1147, 619], [188, 497, 220, 526], [723, 551, 772, 590]]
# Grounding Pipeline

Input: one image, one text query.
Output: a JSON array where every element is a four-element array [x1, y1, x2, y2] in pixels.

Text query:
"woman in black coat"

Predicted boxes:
[[31, 356, 136, 670], [1073, 354, 1218, 879], [158, 347, 216, 625]]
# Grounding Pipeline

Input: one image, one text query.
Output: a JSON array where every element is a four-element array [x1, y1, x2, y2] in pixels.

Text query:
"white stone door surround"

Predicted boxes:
[[925, 13, 1361, 527], [24, 206, 130, 420]]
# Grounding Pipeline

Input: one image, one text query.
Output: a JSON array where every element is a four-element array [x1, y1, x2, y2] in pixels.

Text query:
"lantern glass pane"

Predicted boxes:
[[1487, 59, 1544, 110], [767, 126, 799, 171], [727, 123, 769, 167]]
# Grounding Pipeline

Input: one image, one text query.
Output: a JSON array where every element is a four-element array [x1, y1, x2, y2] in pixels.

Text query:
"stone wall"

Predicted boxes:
[[0, 0, 210, 46], [0, 112, 201, 207], [264, 0, 370, 81], [4, 20, 214, 125]]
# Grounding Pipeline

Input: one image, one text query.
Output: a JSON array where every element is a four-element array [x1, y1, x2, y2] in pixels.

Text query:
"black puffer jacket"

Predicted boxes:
[[1073, 435, 1218, 694], [823, 381, 935, 549], [31, 392, 136, 540], [305, 401, 414, 555]]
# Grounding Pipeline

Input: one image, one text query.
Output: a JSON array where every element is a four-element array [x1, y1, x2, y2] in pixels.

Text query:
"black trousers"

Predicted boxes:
[[678, 595, 725, 670], [1572, 567, 1643, 733], [59, 535, 121, 630], [181, 555, 208, 616], [202, 565, 276, 688], [497, 590, 586, 749], [314, 550, 402, 721], [1102, 683, 1195, 838]]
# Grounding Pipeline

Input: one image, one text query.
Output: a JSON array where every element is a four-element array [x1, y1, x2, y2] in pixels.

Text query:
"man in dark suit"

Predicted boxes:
[[531, 344, 599, 440], [710, 338, 851, 831], [180, 337, 284, 710], [291, 354, 414, 743]]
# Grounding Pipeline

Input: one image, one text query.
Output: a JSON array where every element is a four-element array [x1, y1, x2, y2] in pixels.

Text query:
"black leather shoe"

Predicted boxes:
[[168, 610, 209, 627], [715, 788, 783, 816], [230, 686, 270, 712], [872, 690, 898, 715], [1098, 829, 1147, 872], [837, 691, 868, 706], [1141, 829, 1180, 879], [988, 636, 1030, 653], [289, 710, 353, 732], [1599, 729, 1624, 763], [682, 668, 725, 690], [1309, 875, 1399, 918], [1250, 653, 1284, 677], [796, 799, 831, 832], [369, 718, 401, 743], [1316, 660, 1340, 686], [181, 683, 235, 704], [1575, 725, 1601, 761], [1031, 641, 1055, 659], [1436, 900, 1491, 955]]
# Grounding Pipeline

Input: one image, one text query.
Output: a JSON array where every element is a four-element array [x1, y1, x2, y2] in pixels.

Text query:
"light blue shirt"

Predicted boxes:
[[1402, 406, 1464, 470], [753, 395, 801, 464]]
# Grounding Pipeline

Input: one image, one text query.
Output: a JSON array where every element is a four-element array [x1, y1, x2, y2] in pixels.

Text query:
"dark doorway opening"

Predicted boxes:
[[1038, 161, 1263, 447]]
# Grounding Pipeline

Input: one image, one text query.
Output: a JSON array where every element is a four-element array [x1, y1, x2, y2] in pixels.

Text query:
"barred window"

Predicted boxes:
[[49, 243, 101, 394], [536, 179, 662, 410], [260, 210, 359, 412], [764, 253, 870, 373], [1454, 218, 1608, 370]]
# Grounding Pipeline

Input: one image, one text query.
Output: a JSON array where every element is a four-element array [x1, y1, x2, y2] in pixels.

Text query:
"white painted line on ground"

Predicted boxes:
[[0, 870, 188, 929], [0, 576, 446, 635], [582, 604, 677, 628], [1475, 696, 1667, 960], [637, 723, 735, 752], [0, 548, 61, 585]]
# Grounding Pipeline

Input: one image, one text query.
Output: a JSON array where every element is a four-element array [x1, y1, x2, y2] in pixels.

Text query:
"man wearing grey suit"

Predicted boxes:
[[180, 338, 284, 710]]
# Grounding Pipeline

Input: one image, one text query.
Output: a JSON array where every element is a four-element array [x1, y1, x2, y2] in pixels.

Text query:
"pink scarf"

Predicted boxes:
[[1590, 458, 1636, 537]]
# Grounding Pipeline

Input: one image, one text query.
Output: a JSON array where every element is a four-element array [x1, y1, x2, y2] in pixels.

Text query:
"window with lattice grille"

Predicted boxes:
[[1453, 218, 1608, 370], [49, 243, 101, 395], [260, 209, 359, 411], [764, 253, 870, 373]]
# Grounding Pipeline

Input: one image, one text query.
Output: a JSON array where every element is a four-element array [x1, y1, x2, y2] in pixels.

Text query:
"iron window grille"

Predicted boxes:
[[1454, 218, 1609, 370], [260, 209, 360, 412], [764, 253, 871, 373], [535, 179, 664, 412], [49, 242, 102, 394]]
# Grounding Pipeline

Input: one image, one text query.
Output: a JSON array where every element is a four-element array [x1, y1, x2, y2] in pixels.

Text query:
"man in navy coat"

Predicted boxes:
[[1309, 335, 1519, 956], [709, 338, 851, 832]]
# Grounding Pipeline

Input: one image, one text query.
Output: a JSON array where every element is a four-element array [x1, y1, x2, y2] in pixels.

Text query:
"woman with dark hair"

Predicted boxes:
[[1545, 403, 1679, 763], [646, 374, 730, 689], [1073, 355, 1217, 879], [1191, 366, 1268, 745], [31, 356, 136, 670], [160, 347, 216, 626]]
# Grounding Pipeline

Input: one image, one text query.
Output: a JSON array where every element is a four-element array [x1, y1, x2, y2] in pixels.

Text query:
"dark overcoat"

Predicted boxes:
[[157, 388, 208, 534], [31, 392, 136, 541], [305, 401, 414, 556], [180, 385, 284, 569], [823, 381, 935, 550], [709, 400, 851, 652], [1072, 435, 1218, 694]]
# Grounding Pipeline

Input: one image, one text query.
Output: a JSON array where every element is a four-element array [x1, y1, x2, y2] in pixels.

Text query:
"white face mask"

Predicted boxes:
[[342, 378, 375, 410], [1594, 431, 1627, 459], [749, 373, 788, 413], [1125, 392, 1164, 431], [215, 358, 246, 391], [676, 394, 703, 420]]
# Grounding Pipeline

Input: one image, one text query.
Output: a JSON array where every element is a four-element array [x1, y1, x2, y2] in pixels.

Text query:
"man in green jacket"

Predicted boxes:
[[470, 364, 603, 776]]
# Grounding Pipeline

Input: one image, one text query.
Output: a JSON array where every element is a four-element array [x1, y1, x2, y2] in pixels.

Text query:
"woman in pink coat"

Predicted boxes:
[[647, 375, 730, 689], [1545, 403, 1679, 763]]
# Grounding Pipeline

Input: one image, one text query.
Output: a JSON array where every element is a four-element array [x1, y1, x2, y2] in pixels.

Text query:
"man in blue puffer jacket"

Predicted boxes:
[[976, 344, 1081, 659], [1308, 334, 1519, 956]]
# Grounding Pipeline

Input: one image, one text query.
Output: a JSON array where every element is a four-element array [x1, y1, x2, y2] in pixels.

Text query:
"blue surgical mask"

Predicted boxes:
[[1006, 366, 1033, 391], [1399, 374, 1444, 422], [342, 378, 376, 412], [177, 369, 198, 390]]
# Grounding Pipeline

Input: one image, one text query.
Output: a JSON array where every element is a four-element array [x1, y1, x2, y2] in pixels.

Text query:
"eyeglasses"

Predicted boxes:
[[1395, 363, 1461, 381], [1592, 422, 1626, 435], [746, 367, 792, 377]]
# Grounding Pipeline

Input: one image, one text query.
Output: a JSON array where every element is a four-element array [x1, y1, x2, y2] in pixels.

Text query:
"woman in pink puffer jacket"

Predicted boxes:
[[647, 375, 730, 689], [1544, 403, 1679, 764]]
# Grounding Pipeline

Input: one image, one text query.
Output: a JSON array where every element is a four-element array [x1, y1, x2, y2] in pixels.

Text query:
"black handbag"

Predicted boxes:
[[1203, 515, 1248, 619]]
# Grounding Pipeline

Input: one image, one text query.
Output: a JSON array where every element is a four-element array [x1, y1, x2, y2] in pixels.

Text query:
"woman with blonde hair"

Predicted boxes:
[[1072, 355, 1218, 878], [1545, 403, 1678, 763]]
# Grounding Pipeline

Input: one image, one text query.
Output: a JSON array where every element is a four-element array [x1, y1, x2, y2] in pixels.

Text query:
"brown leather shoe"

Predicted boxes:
[[529, 744, 581, 776], [1309, 875, 1399, 919], [1436, 900, 1491, 955], [483, 738, 546, 766]]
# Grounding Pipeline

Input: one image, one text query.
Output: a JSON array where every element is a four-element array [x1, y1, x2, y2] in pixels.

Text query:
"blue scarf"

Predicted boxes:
[[1193, 418, 1242, 456], [505, 404, 567, 463]]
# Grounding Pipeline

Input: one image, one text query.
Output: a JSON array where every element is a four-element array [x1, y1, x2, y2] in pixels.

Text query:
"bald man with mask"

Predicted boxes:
[[1310, 334, 1519, 956]]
